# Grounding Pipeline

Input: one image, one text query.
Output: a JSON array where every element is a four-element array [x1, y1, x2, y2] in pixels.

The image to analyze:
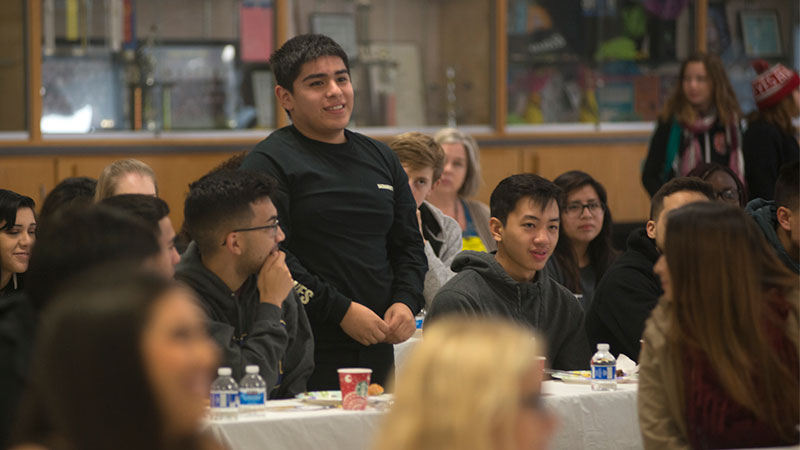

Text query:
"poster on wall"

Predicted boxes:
[[740, 10, 783, 58]]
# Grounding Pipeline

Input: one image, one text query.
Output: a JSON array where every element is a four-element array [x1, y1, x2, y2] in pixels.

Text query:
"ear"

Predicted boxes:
[[275, 85, 295, 113], [489, 217, 504, 244], [776, 206, 793, 232], [221, 232, 244, 256], [646, 220, 656, 240]]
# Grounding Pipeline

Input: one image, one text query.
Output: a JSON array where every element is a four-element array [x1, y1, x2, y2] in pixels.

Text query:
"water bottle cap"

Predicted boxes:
[[597, 343, 610, 351], [218, 367, 232, 376], [245, 365, 259, 374]]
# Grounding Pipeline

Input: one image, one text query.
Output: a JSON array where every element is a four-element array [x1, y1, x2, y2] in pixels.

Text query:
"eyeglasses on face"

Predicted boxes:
[[715, 189, 739, 203], [564, 202, 604, 217], [220, 220, 280, 246]]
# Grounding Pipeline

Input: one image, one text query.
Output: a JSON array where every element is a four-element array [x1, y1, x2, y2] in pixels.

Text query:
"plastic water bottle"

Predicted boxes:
[[210, 367, 239, 420], [239, 365, 267, 415], [590, 343, 617, 391]]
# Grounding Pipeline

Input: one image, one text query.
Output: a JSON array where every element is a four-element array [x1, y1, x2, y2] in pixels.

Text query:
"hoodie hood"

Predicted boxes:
[[450, 250, 550, 303], [625, 228, 660, 264], [746, 199, 799, 274]]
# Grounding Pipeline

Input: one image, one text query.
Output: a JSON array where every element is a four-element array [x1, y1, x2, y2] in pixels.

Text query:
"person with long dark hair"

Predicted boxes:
[[0, 189, 36, 300], [639, 202, 799, 448], [547, 171, 616, 309], [642, 52, 744, 197], [10, 269, 222, 450]]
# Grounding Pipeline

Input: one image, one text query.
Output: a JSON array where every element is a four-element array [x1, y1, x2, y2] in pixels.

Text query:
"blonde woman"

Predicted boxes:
[[428, 128, 496, 252], [373, 318, 557, 450], [95, 159, 158, 201]]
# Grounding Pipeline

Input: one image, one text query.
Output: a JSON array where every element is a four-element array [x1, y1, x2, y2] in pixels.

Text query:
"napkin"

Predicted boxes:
[[617, 354, 638, 375]]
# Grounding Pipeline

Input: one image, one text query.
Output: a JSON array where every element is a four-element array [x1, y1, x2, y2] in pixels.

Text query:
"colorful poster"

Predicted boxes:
[[240, 2, 274, 63]]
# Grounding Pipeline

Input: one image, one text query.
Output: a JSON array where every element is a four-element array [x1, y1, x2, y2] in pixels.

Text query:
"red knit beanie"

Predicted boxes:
[[751, 59, 800, 110]]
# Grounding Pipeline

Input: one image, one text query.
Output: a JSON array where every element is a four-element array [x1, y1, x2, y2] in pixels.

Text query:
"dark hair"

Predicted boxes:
[[13, 269, 206, 450], [101, 194, 170, 235], [551, 171, 617, 293], [663, 202, 798, 440], [212, 151, 249, 173], [0, 189, 36, 232], [269, 34, 350, 92], [25, 205, 161, 310], [775, 161, 799, 211], [650, 177, 715, 220], [686, 163, 747, 208], [490, 174, 562, 225], [184, 169, 277, 255], [38, 177, 96, 227]]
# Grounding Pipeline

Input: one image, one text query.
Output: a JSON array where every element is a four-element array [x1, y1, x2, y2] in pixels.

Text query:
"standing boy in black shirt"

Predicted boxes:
[[241, 34, 426, 389]]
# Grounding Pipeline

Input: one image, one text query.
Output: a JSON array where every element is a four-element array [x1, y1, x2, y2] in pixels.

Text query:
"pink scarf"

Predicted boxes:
[[679, 113, 745, 185]]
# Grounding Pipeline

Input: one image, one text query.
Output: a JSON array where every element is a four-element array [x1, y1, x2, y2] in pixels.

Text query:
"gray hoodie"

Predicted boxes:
[[746, 199, 799, 274], [176, 242, 314, 399], [426, 251, 591, 370]]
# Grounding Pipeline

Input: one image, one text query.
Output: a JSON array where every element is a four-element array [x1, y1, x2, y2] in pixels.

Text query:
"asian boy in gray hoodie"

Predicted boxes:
[[425, 173, 591, 370]]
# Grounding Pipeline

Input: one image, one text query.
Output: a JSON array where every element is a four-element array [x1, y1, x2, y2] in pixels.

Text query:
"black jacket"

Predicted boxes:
[[585, 228, 662, 361], [426, 251, 591, 370], [176, 243, 314, 399], [743, 119, 799, 201]]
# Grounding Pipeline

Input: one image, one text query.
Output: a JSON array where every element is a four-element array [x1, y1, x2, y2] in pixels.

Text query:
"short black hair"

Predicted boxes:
[[0, 189, 36, 231], [38, 177, 96, 227], [686, 163, 748, 207], [775, 161, 799, 211], [490, 174, 562, 225], [650, 177, 714, 220], [269, 34, 350, 92], [26, 204, 161, 310], [183, 169, 278, 255], [101, 194, 170, 235]]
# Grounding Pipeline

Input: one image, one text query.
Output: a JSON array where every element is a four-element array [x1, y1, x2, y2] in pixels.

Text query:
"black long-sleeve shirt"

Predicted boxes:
[[241, 126, 427, 350], [742, 119, 799, 201]]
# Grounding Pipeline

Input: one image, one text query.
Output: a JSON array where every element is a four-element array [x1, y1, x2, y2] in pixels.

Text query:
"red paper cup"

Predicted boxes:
[[337, 368, 372, 410]]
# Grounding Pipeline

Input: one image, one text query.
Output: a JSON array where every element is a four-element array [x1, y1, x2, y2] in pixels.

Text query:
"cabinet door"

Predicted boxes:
[[0, 157, 57, 208]]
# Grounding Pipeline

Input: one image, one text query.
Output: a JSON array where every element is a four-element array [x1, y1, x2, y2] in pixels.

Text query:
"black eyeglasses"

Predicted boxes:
[[564, 202, 604, 217], [220, 220, 280, 246], [715, 189, 739, 203]]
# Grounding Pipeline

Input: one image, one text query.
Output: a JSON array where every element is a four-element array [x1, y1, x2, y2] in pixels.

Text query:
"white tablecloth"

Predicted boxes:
[[206, 380, 642, 450]]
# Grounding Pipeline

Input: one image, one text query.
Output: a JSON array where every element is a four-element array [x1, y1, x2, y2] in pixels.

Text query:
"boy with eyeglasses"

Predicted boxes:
[[176, 169, 314, 399], [425, 174, 590, 370]]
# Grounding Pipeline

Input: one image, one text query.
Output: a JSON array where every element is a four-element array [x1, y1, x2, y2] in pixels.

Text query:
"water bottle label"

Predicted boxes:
[[240, 390, 265, 405], [210, 391, 239, 408], [591, 365, 616, 380]]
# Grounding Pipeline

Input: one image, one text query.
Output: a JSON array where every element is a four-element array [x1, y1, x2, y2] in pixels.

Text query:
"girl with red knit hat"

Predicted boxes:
[[742, 60, 800, 201], [642, 52, 745, 197]]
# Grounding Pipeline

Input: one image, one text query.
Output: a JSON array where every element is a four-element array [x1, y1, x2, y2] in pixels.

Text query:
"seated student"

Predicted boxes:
[[0, 205, 162, 448], [101, 194, 181, 277], [37, 177, 96, 228], [427, 128, 497, 252], [687, 163, 747, 208], [426, 174, 589, 370], [746, 161, 799, 274], [10, 269, 222, 450], [177, 169, 314, 399], [547, 171, 617, 310], [639, 202, 799, 449], [389, 132, 462, 308], [95, 159, 158, 201], [585, 177, 713, 361], [373, 317, 557, 450], [0, 190, 36, 301]]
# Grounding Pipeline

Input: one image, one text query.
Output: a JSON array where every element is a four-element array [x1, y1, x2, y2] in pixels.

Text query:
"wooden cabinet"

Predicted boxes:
[[0, 156, 56, 207]]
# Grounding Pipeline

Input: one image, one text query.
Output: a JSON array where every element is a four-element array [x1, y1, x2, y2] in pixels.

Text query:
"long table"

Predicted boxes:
[[206, 381, 642, 450]]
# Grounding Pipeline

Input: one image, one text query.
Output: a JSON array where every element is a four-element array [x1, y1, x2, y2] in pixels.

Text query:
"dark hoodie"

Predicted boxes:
[[175, 242, 314, 399], [425, 251, 590, 370], [746, 198, 799, 274], [585, 228, 662, 362]]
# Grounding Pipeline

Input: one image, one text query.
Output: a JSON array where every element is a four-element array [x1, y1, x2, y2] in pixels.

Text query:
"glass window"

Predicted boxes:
[[290, 0, 494, 129], [40, 0, 276, 134], [507, 0, 695, 130], [0, 1, 27, 132]]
